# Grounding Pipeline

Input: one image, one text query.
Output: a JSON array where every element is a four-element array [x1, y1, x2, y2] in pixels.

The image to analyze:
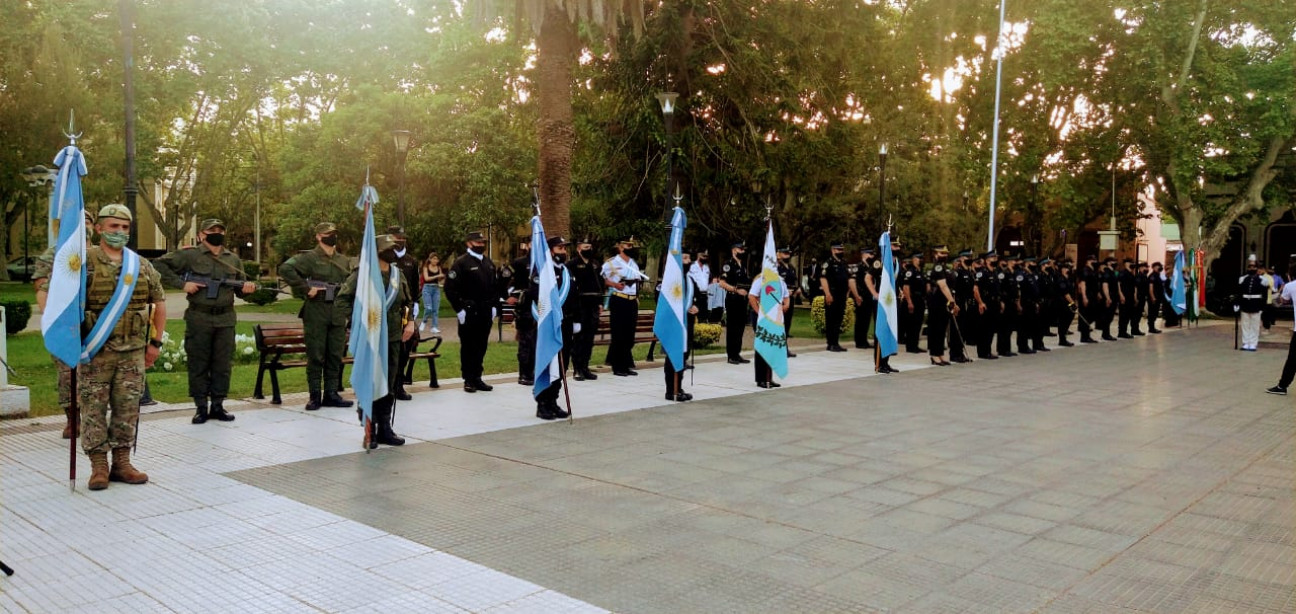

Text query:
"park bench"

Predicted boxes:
[[253, 322, 443, 404], [495, 303, 659, 362]]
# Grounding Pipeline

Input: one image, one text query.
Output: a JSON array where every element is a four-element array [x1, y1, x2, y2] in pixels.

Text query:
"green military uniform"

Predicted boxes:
[[79, 204, 164, 490], [153, 219, 248, 423], [278, 222, 353, 409], [336, 234, 412, 447]]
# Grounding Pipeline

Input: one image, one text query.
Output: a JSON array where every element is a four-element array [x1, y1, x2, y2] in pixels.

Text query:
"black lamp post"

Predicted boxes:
[[656, 91, 679, 220], [392, 129, 411, 224], [120, 0, 139, 249], [1029, 174, 1040, 256], [877, 143, 888, 235]]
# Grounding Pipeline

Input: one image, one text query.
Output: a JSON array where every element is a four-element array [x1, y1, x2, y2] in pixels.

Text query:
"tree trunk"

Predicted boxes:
[[535, 6, 577, 238]]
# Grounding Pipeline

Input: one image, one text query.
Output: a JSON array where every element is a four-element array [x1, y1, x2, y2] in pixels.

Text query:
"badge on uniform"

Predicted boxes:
[[723, 265, 730, 272], [934, 265, 943, 273], [1016, 275, 1023, 282], [448, 271, 457, 279], [905, 271, 912, 278], [976, 272, 983, 279], [998, 273, 1005, 279]]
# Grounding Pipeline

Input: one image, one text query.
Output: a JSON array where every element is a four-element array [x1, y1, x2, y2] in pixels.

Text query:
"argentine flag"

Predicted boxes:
[[1168, 250, 1186, 315], [653, 206, 689, 372], [875, 231, 899, 358], [41, 145, 88, 368], [531, 216, 570, 397], [753, 222, 788, 378], [348, 184, 388, 423]]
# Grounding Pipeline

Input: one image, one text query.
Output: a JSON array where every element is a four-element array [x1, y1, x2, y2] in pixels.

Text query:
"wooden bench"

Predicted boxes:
[[595, 309, 659, 362], [253, 322, 443, 404]]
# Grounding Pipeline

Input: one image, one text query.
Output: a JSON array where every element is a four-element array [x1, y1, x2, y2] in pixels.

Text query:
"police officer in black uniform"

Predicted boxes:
[[445, 231, 498, 392], [569, 238, 602, 380], [1055, 260, 1078, 346], [974, 251, 1000, 359], [951, 249, 976, 362], [1133, 262, 1149, 335], [1117, 259, 1137, 338], [534, 237, 576, 420], [509, 240, 536, 386], [997, 254, 1020, 357], [850, 247, 876, 350], [1031, 259, 1054, 352], [777, 247, 800, 357], [1077, 255, 1101, 343], [819, 241, 851, 352], [719, 241, 752, 363], [1017, 257, 1039, 354], [926, 246, 957, 365], [1099, 257, 1119, 340], [1147, 262, 1165, 334], [901, 252, 927, 353]]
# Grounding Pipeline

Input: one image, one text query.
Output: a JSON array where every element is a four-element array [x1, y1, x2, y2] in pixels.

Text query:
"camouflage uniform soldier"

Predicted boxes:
[[33, 209, 95, 439], [154, 219, 258, 424], [278, 222, 355, 410], [337, 234, 415, 447], [79, 204, 167, 490]]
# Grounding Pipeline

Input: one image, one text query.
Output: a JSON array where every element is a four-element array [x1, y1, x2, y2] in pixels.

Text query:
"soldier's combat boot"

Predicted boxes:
[[305, 391, 322, 411], [373, 406, 405, 446], [88, 451, 110, 490], [208, 397, 236, 422], [63, 408, 79, 439], [323, 390, 354, 408], [192, 397, 209, 424], [109, 447, 149, 484]]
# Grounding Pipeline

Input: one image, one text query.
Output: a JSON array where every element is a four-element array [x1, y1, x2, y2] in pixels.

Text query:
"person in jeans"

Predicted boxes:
[[419, 252, 445, 334], [1266, 265, 1296, 395]]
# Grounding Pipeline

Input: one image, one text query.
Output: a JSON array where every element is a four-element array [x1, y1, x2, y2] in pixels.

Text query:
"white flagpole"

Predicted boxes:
[[987, 0, 1008, 252]]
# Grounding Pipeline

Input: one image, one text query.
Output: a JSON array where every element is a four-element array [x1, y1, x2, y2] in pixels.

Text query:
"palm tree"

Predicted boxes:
[[476, 1, 645, 237]]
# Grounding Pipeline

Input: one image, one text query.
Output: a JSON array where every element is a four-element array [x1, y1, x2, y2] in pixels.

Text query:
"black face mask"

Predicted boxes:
[[204, 233, 225, 247], [320, 235, 338, 247], [553, 254, 567, 264], [379, 249, 398, 263], [624, 248, 639, 259], [579, 248, 594, 260], [698, 257, 708, 263], [469, 244, 486, 255]]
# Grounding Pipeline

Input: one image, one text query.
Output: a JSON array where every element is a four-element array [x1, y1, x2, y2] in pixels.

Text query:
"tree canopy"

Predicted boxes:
[[1, 0, 1290, 279]]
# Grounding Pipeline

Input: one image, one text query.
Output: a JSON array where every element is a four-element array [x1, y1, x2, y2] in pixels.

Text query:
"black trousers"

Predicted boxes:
[[927, 302, 948, 356], [977, 303, 998, 357], [1032, 302, 1049, 349], [184, 322, 235, 399], [997, 304, 1016, 355], [458, 311, 493, 382], [1079, 300, 1100, 340], [1146, 300, 1160, 331], [825, 297, 847, 348], [855, 300, 874, 347], [1118, 301, 1137, 335], [951, 302, 974, 358], [608, 295, 637, 371], [1278, 331, 1296, 388], [1057, 305, 1075, 342], [904, 302, 926, 352], [1134, 300, 1147, 333], [1017, 303, 1035, 352], [663, 314, 694, 394], [516, 321, 536, 381], [536, 330, 573, 404], [1099, 302, 1116, 336], [726, 293, 749, 358], [371, 338, 402, 427], [572, 298, 600, 372]]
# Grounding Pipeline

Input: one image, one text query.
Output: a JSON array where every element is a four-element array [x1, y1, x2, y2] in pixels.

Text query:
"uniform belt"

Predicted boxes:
[[191, 305, 232, 315], [611, 291, 637, 300], [579, 292, 603, 297], [1242, 294, 1262, 299]]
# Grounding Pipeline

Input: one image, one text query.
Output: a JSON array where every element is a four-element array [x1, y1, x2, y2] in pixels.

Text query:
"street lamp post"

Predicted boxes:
[[120, 0, 139, 249], [392, 129, 412, 225], [656, 91, 679, 220], [254, 154, 262, 266], [877, 143, 888, 235]]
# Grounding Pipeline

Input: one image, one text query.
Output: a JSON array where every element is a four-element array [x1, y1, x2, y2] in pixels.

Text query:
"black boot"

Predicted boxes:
[[209, 397, 235, 422], [536, 402, 560, 420], [373, 405, 405, 446], [191, 398, 209, 424], [580, 369, 598, 380], [305, 391, 322, 411], [393, 386, 412, 401], [323, 390, 354, 407]]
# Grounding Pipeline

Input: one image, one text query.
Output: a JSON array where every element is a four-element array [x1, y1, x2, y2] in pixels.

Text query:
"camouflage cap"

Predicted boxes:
[[376, 234, 398, 252], [314, 222, 337, 235], [97, 204, 132, 222], [200, 218, 226, 231]]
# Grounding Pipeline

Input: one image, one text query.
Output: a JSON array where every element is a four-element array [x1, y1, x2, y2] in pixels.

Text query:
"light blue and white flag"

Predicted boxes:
[[875, 231, 899, 358], [530, 216, 570, 397], [753, 221, 789, 378], [1168, 249, 1186, 315], [40, 145, 88, 368], [348, 184, 387, 424], [654, 206, 689, 372]]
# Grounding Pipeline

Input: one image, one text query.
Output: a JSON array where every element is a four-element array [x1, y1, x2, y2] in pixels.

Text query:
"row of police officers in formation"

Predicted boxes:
[[36, 208, 1185, 482]]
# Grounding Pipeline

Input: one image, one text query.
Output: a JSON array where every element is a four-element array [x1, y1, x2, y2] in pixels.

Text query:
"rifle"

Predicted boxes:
[[307, 280, 342, 301], [183, 272, 289, 299]]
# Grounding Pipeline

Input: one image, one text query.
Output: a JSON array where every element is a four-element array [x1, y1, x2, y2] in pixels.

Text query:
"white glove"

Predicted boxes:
[[457, 310, 466, 324], [573, 323, 582, 333], [411, 303, 420, 319], [492, 307, 498, 320]]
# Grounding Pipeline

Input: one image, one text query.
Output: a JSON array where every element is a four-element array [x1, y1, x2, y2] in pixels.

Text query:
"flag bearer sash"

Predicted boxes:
[[80, 248, 141, 363]]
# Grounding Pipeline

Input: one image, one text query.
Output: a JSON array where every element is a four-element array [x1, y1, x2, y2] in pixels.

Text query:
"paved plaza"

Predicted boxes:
[[2, 322, 1293, 613]]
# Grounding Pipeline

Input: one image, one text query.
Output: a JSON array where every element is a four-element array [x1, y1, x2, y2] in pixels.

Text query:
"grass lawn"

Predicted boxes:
[[6, 304, 831, 418]]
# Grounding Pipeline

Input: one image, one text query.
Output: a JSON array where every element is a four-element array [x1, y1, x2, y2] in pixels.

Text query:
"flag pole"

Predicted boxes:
[[363, 168, 374, 452], [62, 111, 83, 492]]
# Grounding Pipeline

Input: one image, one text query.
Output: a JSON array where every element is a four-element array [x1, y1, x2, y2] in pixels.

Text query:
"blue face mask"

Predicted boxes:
[[102, 231, 129, 248]]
